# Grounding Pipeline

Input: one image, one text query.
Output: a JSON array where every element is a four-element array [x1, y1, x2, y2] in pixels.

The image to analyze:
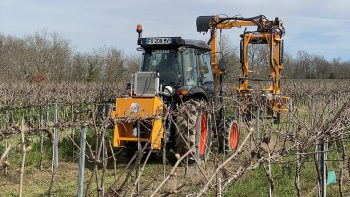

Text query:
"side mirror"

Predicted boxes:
[[136, 47, 144, 52]]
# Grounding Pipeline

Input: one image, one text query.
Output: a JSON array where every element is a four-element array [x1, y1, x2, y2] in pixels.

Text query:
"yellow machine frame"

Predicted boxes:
[[112, 96, 164, 150], [204, 15, 289, 112]]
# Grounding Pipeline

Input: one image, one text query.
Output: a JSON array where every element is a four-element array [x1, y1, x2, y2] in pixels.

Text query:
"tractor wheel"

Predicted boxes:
[[174, 100, 212, 160], [197, 112, 213, 160], [218, 118, 239, 154]]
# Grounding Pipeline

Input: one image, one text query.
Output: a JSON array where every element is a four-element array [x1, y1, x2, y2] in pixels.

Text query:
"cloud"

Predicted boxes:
[[0, 0, 349, 60]]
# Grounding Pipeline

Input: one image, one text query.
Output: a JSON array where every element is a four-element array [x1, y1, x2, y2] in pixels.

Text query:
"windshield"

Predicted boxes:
[[141, 50, 182, 86], [140, 48, 212, 87]]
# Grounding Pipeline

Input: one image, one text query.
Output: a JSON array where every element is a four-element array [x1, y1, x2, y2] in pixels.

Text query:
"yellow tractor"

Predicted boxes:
[[110, 25, 220, 160]]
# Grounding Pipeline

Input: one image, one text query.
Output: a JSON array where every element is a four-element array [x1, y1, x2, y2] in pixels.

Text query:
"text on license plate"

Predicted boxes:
[[146, 38, 172, 44]]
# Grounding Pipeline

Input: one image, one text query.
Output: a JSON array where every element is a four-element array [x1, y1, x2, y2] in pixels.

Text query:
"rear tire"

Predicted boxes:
[[174, 100, 212, 160], [197, 112, 213, 160]]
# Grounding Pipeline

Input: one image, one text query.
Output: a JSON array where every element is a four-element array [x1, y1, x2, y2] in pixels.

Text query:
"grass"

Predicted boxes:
[[0, 161, 118, 196], [1, 133, 349, 196], [224, 143, 349, 197], [224, 161, 343, 196], [222, 102, 349, 196], [0, 128, 164, 196]]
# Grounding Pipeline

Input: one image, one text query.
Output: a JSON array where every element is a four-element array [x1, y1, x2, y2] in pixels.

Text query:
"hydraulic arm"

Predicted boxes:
[[196, 15, 289, 113]]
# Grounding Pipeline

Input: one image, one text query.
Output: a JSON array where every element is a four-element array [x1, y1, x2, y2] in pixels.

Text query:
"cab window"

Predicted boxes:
[[182, 48, 198, 86], [197, 51, 213, 84]]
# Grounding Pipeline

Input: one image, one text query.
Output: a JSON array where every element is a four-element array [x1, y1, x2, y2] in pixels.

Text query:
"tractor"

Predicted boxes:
[[109, 24, 239, 161]]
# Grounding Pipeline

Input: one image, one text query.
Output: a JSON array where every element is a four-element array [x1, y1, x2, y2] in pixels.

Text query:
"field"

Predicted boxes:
[[1, 79, 350, 196]]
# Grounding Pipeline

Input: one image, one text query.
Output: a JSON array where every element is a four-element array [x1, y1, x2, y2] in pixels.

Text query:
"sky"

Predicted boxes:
[[1, 0, 350, 61]]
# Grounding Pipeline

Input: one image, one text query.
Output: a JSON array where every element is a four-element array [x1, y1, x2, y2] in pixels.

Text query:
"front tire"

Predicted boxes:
[[218, 118, 239, 154]]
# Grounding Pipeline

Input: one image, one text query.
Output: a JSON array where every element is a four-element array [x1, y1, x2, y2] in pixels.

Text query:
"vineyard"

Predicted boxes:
[[0, 79, 349, 196]]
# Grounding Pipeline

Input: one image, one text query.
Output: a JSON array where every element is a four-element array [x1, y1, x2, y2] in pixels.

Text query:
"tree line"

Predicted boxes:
[[0, 30, 138, 83], [0, 31, 349, 83], [220, 36, 350, 82]]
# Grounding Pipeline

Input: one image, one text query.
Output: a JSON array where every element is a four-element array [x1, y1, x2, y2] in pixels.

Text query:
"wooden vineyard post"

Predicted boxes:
[[256, 106, 260, 140], [108, 140, 117, 180], [5, 139, 8, 175], [217, 177, 222, 197]]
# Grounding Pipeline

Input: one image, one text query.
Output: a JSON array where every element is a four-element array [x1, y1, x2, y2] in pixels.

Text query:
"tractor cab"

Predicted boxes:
[[136, 37, 214, 101]]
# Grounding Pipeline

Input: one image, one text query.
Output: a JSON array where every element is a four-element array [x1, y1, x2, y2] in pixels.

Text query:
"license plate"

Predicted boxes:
[[146, 38, 172, 44]]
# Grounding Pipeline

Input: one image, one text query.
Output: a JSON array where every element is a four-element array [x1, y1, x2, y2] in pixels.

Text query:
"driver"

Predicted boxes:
[[185, 66, 196, 86]]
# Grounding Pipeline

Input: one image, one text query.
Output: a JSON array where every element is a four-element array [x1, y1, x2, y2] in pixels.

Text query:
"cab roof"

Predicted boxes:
[[138, 37, 211, 51]]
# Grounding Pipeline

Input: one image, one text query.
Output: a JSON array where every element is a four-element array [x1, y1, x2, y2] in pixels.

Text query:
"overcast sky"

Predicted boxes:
[[1, 0, 349, 60]]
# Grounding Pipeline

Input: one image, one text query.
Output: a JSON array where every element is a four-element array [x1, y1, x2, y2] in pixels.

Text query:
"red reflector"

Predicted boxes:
[[176, 90, 189, 95]]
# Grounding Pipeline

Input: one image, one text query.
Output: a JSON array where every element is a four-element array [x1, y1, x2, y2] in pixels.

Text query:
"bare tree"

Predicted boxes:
[[220, 35, 240, 82], [104, 48, 125, 82]]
